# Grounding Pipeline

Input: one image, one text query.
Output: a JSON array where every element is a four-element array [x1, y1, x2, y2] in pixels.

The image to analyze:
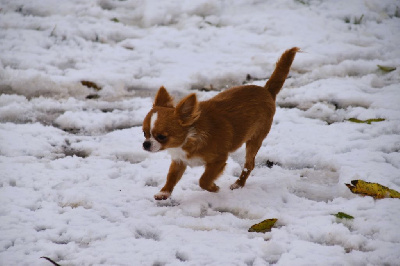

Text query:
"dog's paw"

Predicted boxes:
[[154, 191, 171, 200], [207, 183, 220, 193], [230, 180, 244, 190], [199, 180, 220, 193]]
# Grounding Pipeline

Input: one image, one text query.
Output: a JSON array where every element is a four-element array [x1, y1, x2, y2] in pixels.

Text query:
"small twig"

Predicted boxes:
[[40, 257, 61, 266], [50, 25, 57, 37]]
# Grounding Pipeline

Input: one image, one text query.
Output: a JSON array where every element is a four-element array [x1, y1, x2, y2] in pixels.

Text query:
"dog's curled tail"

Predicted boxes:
[[265, 47, 300, 100]]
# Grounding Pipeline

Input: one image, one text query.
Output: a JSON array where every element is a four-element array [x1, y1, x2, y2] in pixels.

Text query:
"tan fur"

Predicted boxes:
[[142, 47, 300, 200]]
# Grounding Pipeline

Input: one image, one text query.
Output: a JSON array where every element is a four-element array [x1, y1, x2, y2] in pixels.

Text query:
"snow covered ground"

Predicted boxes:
[[1, 0, 400, 265]]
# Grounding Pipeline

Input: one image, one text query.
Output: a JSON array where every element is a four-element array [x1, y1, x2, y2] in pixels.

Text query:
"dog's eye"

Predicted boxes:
[[156, 134, 167, 142]]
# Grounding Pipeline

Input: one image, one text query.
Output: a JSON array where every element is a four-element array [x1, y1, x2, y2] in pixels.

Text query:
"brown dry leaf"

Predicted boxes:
[[346, 180, 400, 199], [81, 80, 101, 91], [248, 218, 278, 233]]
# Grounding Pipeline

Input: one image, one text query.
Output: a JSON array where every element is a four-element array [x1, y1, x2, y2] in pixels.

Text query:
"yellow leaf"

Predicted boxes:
[[377, 65, 396, 72], [346, 180, 400, 199], [348, 118, 385, 124], [248, 218, 277, 233]]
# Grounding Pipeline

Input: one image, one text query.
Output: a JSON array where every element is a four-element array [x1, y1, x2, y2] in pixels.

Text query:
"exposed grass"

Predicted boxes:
[[333, 212, 354, 220], [354, 14, 364, 25], [294, 0, 309, 5], [344, 14, 364, 24]]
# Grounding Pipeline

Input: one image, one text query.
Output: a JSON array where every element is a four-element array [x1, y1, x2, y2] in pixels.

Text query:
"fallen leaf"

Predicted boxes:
[[248, 218, 277, 233], [348, 118, 385, 124], [86, 94, 100, 99], [345, 180, 400, 199], [81, 80, 101, 91], [377, 65, 396, 72], [333, 212, 354, 220]]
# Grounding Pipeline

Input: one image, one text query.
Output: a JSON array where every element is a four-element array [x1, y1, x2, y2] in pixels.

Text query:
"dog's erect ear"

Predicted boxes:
[[175, 93, 201, 126], [154, 86, 174, 108]]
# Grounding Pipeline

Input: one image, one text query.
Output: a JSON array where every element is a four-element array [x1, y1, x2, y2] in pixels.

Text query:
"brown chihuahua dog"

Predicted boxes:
[[143, 47, 299, 200]]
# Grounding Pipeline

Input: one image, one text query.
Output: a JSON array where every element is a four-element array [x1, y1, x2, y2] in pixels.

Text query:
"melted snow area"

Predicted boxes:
[[1, 0, 400, 265]]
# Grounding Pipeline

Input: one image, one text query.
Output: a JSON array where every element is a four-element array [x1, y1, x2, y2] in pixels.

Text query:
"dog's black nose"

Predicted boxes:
[[143, 141, 151, 151]]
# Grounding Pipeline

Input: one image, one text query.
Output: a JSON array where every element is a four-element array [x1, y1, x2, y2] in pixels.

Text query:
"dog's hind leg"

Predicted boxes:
[[199, 160, 227, 192], [230, 136, 264, 190]]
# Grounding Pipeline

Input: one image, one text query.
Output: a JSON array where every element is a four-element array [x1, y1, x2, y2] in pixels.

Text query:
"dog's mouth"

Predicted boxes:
[[142, 139, 162, 152]]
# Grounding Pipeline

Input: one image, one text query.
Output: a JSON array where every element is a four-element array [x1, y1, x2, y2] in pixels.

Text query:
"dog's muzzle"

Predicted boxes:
[[143, 140, 152, 151]]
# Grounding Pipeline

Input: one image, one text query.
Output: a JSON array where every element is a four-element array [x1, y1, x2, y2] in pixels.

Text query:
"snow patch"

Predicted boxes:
[[1, 0, 400, 265]]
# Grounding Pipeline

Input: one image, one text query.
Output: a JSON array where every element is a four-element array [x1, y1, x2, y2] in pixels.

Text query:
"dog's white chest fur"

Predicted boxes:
[[167, 147, 204, 167]]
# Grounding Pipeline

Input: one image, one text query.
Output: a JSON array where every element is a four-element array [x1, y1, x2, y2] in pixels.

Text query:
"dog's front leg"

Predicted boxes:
[[154, 160, 187, 200], [199, 161, 227, 193]]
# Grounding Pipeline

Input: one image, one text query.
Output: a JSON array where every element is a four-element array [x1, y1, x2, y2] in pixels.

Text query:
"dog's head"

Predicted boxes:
[[142, 86, 200, 152]]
